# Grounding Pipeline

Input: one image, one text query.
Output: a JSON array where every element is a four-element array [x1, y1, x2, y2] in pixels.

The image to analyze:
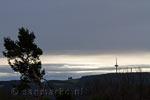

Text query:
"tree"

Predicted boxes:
[[3, 27, 45, 100]]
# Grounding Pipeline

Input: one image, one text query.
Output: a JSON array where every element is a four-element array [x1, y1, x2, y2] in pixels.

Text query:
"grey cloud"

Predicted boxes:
[[1, 0, 150, 56]]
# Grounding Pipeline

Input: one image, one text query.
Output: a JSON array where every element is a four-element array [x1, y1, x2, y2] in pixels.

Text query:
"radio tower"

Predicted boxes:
[[115, 58, 119, 73]]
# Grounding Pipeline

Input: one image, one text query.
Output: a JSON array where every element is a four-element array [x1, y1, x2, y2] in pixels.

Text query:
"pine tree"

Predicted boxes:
[[3, 27, 45, 100]]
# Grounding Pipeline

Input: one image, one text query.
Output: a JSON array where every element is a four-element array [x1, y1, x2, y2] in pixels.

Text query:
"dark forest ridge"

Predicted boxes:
[[1, 72, 150, 90], [1, 72, 150, 100]]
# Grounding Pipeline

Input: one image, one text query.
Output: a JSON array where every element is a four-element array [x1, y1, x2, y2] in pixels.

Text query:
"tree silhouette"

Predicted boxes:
[[3, 27, 45, 100]]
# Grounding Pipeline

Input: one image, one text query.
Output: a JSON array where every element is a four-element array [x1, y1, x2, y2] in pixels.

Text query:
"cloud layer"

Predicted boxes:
[[0, 0, 150, 56]]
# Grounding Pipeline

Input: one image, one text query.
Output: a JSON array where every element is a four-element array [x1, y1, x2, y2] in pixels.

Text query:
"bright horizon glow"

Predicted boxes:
[[1, 52, 150, 80], [40, 52, 150, 67], [1, 51, 150, 67]]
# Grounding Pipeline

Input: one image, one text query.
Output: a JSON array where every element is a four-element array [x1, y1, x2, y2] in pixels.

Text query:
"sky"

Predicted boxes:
[[1, 0, 150, 68]]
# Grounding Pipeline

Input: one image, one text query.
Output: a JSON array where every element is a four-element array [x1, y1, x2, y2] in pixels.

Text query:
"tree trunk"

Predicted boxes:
[[31, 66, 44, 100], [38, 79, 44, 100]]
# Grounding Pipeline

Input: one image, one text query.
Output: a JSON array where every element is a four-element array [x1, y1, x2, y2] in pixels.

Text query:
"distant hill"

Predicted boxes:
[[1, 72, 150, 90], [1, 72, 150, 100]]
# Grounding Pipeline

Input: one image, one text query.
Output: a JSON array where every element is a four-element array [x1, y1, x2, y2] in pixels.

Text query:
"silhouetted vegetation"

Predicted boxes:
[[55, 89, 76, 100], [80, 73, 150, 100], [3, 27, 45, 100]]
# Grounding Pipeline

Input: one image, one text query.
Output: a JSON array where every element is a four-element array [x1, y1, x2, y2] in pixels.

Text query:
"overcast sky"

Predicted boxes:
[[1, 0, 150, 57]]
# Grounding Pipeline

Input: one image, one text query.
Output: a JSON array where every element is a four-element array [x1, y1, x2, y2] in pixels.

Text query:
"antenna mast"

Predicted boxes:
[[115, 58, 119, 73]]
